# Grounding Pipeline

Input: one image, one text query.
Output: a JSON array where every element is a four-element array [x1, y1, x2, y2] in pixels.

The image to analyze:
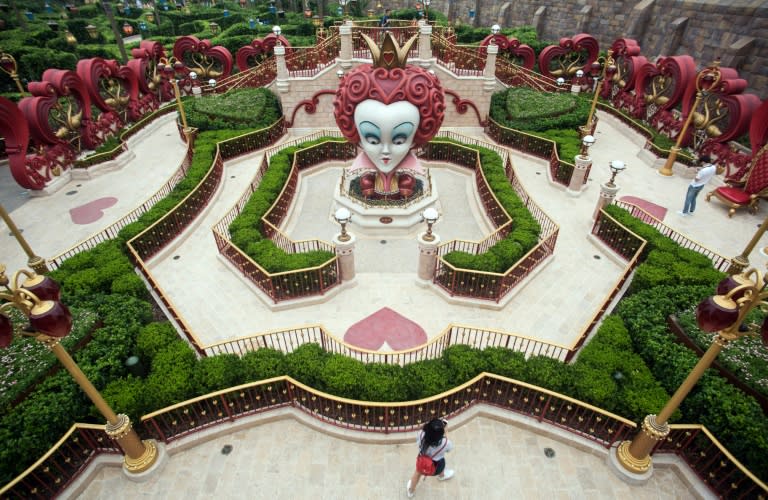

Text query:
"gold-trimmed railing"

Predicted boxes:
[[431, 36, 485, 76], [202, 323, 570, 362], [285, 33, 341, 78], [5, 374, 766, 499], [48, 121, 196, 270], [485, 117, 576, 187], [420, 137, 559, 302], [212, 138, 356, 303], [613, 200, 730, 271]]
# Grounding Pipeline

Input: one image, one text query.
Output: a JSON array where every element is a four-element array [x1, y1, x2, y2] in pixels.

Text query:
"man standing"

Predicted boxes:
[[380, 9, 390, 27], [678, 155, 717, 216]]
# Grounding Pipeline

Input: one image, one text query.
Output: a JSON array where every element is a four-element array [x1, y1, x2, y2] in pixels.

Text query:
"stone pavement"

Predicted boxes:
[[1, 108, 761, 499]]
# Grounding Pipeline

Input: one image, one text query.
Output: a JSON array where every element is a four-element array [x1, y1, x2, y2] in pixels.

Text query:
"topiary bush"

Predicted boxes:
[[242, 348, 286, 381]]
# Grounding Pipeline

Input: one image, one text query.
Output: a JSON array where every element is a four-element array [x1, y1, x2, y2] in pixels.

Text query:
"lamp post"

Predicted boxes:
[[424, 0, 430, 23], [334, 208, 352, 242], [658, 60, 722, 177], [727, 215, 768, 275], [490, 23, 500, 35], [170, 78, 192, 141], [0, 265, 161, 475], [579, 134, 595, 158], [580, 50, 615, 138], [0, 53, 26, 95], [209, 21, 219, 35], [86, 24, 99, 39], [614, 267, 768, 477], [272, 25, 282, 37], [99, 1, 128, 63], [421, 207, 439, 241], [0, 204, 48, 273], [606, 160, 626, 187]]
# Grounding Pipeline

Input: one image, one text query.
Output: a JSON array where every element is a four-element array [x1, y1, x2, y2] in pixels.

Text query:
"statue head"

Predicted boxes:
[[334, 33, 445, 173]]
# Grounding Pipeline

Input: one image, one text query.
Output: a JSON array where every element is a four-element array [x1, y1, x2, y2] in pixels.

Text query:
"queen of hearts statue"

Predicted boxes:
[[334, 32, 445, 200]]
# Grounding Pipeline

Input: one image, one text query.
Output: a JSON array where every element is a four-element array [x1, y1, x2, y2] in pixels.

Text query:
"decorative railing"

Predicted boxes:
[[48, 126, 197, 270], [421, 138, 558, 302], [0, 423, 122, 499], [8, 373, 765, 498], [484, 117, 575, 187], [285, 34, 341, 78], [613, 200, 730, 271], [494, 57, 560, 92], [203, 323, 570, 362], [212, 139, 356, 303], [216, 57, 277, 91], [126, 118, 285, 262], [349, 26, 420, 59], [431, 36, 485, 76]]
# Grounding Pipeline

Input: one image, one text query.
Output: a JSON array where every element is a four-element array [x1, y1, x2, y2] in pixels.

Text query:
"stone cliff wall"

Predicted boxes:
[[414, 0, 767, 99]]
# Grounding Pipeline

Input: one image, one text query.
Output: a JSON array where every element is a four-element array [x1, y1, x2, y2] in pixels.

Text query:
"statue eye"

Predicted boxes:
[[392, 134, 408, 145], [364, 134, 380, 145]]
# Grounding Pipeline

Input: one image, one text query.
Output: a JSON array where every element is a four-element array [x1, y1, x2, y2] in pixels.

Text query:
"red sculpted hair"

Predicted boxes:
[[334, 64, 445, 146]]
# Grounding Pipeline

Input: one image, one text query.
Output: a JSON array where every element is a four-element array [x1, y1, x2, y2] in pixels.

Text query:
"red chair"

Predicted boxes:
[[706, 143, 768, 217]]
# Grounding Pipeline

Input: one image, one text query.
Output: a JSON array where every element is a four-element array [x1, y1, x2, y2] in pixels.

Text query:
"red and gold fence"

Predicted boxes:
[[485, 117, 575, 187], [285, 34, 341, 77], [420, 137, 558, 302], [48, 124, 196, 270], [203, 323, 570, 363], [431, 36, 485, 76], [212, 139, 357, 303]]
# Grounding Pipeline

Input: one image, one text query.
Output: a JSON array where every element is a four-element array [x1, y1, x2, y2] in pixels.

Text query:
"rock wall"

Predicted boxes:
[[419, 0, 767, 99]]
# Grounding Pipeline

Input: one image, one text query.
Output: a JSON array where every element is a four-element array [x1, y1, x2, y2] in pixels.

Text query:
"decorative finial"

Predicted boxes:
[[361, 32, 417, 70]]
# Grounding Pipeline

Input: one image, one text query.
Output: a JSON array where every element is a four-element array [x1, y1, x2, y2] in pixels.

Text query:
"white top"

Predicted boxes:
[[417, 431, 453, 461], [691, 164, 717, 187]]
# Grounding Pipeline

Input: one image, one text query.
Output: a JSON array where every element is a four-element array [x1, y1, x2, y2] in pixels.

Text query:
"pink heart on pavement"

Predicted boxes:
[[344, 307, 428, 351], [69, 197, 118, 225]]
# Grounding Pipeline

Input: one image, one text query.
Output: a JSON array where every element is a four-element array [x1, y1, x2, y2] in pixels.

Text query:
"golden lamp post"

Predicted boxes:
[[0, 264, 161, 475], [614, 266, 768, 476], [0, 203, 48, 274], [579, 50, 615, 139], [727, 215, 768, 275], [0, 52, 26, 95], [658, 61, 722, 177]]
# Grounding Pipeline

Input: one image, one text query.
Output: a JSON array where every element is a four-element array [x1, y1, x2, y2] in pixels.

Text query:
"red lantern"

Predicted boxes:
[[715, 274, 750, 299], [21, 274, 61, 302], [695, 295, 739, 333], [29, 300, 72, 338], [123, 23, 134, 36]]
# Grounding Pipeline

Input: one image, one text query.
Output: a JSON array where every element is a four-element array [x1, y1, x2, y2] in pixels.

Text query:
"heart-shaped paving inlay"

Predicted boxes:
[[344, 307, 427, 351], [69, 197, 118, 224]]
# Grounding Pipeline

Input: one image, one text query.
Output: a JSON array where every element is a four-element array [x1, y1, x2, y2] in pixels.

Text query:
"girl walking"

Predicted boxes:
[[407, 418, 455, 497]]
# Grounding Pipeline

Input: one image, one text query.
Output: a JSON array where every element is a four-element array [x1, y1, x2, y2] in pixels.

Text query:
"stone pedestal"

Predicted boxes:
[[593, 182, 620, 219], [483, 43, 498, 94], [191, 86, 202, 98], [567, 154, 592, 196], [418, 23, 432, 67], [333, 233, 356, 281], [339, 24, 352, 68], [274, 45, 290, 93], [416, 232, 441, 282]]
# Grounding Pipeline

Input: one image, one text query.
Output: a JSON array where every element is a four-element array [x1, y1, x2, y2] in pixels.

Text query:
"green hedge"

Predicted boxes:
[[438, 141, 542, 273], [185, 87, 282, 132]]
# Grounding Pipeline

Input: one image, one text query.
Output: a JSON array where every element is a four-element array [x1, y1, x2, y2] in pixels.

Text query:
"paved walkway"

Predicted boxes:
[[1, 108, 762, 499]]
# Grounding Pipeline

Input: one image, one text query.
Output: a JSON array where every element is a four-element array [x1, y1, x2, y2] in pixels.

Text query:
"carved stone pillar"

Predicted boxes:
[[339, 24, 353, 69], [418, 23, 433, 68], [593, 181, 620, 220], [416, 232, 441, 283], [274, 44, 290, 93], [483, 43, 498, 94], [567, 154, 592, 196], [333, 233, 356, 281]]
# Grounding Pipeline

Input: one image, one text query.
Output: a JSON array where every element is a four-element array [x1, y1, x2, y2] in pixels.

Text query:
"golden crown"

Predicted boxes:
[[361, 32, 417, 70]]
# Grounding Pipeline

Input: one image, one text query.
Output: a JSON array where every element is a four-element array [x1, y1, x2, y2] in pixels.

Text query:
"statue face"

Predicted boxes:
[[354, 99, 420, 174]]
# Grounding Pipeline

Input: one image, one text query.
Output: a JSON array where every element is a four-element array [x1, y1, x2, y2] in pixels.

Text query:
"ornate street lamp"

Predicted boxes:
[[0, 53, 26, 95], [147, 12, 155, 23], [579, 134, 595, 158], [170, 78, 191, 135], [490, 24, 500, 35], [0, 264, 160, 474], [580, 50, 615, 138], [334, 208, 352, 242], [614, 267, 768, 476], [209, 21, 220, 34], [658, 60, 722, 177], [421, 207, 439, 241], [338, 0, 348, 18], [424, 0, 431, 23], [85, 24, 99, 39], [727, 215, 768, 275], [606, 160, 626, 187], [64, 30, 77, 46], [272, 25, 282, 36], [123, 22, 134, 36]]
